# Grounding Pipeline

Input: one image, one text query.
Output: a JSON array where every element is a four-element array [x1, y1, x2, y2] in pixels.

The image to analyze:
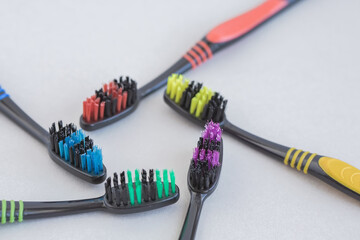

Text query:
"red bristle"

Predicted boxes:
[[93, 103, 99, 121], [103, 83, 108, 92], [118, 88, 123, 95], [91, 95, 96, 100], [87, 97, 91, 103], [122, 91, 128, 110], [91, 101, 96, 121], [117, 94, 122, 112], [109, 81, 113, 89], [100, 102, 105, 119], [95, 97, 100, 104], [109, 88, 113, 96], [86, 102, 91, 122], [83, 101, 87, 119]]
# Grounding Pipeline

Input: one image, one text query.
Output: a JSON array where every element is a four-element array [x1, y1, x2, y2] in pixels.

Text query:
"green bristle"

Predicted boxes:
[[135, 169, 141, 187], [136, 184, 142, 204], [163, 169, 169, 197], [127, 170, 135, 205], [170, 170, 176, 194], [156, 170, 163, 199]]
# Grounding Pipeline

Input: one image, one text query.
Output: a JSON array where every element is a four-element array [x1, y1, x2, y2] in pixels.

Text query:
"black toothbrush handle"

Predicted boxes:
[[0, 198, 104, 224], [0, 97, 49, 145], [179, 191, 206, 240], [223, 120, 360, 202], [139, 0, 297, 99]]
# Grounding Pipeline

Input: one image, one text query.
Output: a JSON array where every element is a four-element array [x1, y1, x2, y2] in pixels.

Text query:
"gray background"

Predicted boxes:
[[1, 0, 360, 239]]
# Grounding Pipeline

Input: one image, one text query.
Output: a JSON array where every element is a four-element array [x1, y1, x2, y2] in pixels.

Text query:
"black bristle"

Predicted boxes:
[[120, 171, 126, 187], [206, 105, 214, 121], [106, 177, 112, 203], [69, 147, 75, 164], [54, 134, 59, 154], [49, 131, 55, 151], [120, 171, 129, 206], [201, 104, 209, 120], [74, 147, 81, 167], [179, 90, 187, 107], [141, 169, 149, 202], [113, 173, 121, 206], [58, 120, 63, 130], [111, 98, 117, 115], [185, 92, 192, 110], [105, 99, 111, 117], [149, 169, 156, 201]]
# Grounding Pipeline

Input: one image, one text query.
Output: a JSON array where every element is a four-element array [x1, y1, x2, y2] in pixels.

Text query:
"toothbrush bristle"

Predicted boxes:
[[49, 121, 104, 175], [190, 121, 222, 190], [83, 76, 137, 123], [105, 169, 176, 207], [166, 74, 227, 122]]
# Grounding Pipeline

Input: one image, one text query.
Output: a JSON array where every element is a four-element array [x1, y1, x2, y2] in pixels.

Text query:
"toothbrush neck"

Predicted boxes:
[[138, 58, 191, 99], [0, 97, 49, 145], [22, 197, 104, 220], [223, 119, 289, 159]]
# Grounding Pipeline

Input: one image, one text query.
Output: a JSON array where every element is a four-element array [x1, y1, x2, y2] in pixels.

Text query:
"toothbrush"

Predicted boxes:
[[79, 0, 299, 131], [179, 121, 223, 240], [0, 169, 179, 224], [0, 87, 107, 183], [164, 74, 360, 202]]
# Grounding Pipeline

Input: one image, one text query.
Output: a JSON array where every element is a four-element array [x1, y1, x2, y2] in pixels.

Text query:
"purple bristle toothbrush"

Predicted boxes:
[[179, 121, 223, 239]]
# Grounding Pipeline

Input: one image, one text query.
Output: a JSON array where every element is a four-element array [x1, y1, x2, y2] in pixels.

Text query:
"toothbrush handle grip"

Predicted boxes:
[[0, 198, 103, 224], [0, 94, 49, 145], [139, 0, 298, 98], [284, 148, 360, 201], [179, 192, 205, 240]]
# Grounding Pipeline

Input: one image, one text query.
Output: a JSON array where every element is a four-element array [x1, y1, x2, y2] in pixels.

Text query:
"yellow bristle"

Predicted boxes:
[[175, 86, 183, 103], [190, 97, 199, 114], [195, 100, 204, 118], [170, 81, 177, 99], [166, 75, 175, 95]]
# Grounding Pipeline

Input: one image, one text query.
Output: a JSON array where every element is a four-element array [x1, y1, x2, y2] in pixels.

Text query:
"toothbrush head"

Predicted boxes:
[[103, 169, 180, 213], [48, 120, 107, 184], [163, 74, 227, 127], [80, 76, 140, 131], [188, 121, 223, 194]]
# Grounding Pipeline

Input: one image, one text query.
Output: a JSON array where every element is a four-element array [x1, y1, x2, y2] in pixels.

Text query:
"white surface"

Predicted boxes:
[[0, 0, 360, 239]]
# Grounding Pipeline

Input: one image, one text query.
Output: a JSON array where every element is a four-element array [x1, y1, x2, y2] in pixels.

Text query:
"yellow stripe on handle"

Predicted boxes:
[[304, 153, 317, 174], [297, 151, 309, 171], [284, 148, 317, 174], [284, 148, 295, 165], [290, 149, 302, 168]]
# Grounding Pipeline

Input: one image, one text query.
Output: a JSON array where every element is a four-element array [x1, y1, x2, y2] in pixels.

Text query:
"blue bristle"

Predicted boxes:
[[86, 154, 92, 173], [64, 143, 69, 161], [65, 136, 70, 145], [78, 129, 85, 141], [81, 154, 86, 170], [98, 148, 103, 171], [69, 139, 74, 148], [58, 140, 64, 158]]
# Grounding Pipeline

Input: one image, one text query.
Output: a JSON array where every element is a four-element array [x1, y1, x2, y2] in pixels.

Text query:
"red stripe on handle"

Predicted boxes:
[[206, 0, 288, 43], [184, 54, 197, 69], [188, 50, 202, 65], [198, 41, 213, 58], [193, 45, 207, 61]]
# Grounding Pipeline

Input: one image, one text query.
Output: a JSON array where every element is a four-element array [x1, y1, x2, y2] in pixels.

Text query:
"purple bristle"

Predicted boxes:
[[212, 151, 220, 166]]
